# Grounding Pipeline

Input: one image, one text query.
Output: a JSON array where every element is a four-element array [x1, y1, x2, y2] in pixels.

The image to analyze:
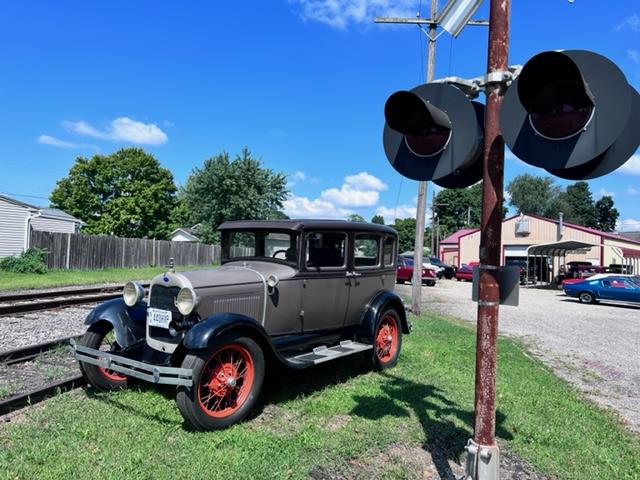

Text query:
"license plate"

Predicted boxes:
[[147, 308, 172, 329]]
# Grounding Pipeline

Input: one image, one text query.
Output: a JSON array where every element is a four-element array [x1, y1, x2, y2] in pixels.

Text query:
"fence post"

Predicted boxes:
[[152, 239, 156, 266], [121, 238, 126, 268], [66, 233, 71, 270]]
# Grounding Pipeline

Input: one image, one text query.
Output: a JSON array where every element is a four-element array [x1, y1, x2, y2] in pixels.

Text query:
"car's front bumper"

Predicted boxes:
[[70, 339, 193, 387]]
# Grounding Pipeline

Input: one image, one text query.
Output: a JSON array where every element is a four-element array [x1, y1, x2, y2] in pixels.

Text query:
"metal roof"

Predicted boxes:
[[218, 219, 397, 235], [526, 240, 594, 256]]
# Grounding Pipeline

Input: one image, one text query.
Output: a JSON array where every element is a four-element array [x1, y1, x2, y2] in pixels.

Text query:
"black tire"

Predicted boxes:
[[79, 322, 128, 390], [371, 309, 403, 371], [176, 334, 265, 431], [579, 291, 595, 304]]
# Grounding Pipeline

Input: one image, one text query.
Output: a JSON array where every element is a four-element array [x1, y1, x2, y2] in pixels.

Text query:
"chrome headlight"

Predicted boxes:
[[176, 287, 199, 315], [123, 281, 145, 306]]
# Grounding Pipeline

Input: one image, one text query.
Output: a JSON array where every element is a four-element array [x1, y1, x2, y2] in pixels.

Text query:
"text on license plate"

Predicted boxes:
[[147, 308, 172, 328]]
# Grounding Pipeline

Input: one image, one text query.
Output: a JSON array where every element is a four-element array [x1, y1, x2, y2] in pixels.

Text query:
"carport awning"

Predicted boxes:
[[621, 247, 640, 258], [527, 240, 594, 257]]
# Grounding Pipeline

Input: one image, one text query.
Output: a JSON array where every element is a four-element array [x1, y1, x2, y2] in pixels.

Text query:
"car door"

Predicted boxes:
[[300, 230, 350, 332], [344, 233, 395, 327]]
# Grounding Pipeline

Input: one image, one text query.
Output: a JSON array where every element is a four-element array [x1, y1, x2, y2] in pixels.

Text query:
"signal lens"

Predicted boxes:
[[529, 80, 594, 139], [405, 125, 451, 157]]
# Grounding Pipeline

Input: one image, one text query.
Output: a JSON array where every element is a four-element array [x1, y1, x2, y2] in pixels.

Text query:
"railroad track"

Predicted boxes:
[[0, 283, 149, 316], [0, 336, 86, 415]]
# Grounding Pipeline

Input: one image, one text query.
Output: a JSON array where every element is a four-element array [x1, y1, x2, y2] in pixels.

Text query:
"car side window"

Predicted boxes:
[[305, 231, 347, 269], [383, 236, 395, 267], [354, 233, 381, 269]]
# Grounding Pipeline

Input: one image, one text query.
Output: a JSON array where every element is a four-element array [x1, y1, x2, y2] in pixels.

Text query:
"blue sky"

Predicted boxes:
[[0, 1, 638, 230]]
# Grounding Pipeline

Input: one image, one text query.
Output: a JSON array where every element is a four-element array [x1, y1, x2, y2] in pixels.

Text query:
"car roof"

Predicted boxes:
[[218, 219, 397, 235]]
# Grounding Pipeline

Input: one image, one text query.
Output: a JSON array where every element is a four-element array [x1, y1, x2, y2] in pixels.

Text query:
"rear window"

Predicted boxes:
[[383, 236, 395, 266], [354, 233, 380, 269]]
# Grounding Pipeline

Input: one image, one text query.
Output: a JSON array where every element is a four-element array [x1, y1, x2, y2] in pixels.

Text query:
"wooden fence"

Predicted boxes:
[[30, 231, 227, 270]]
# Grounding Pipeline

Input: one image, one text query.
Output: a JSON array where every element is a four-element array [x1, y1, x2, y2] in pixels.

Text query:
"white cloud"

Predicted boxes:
[[617, 218, 640, 232], [37, 134, 98, 150], [376, 203, 417, 222], [597, 187, 615, 198], [614, 14, 640, 32], [289, 0, 416, 29], [619, 153, 640, 175], [283, 194, 352, 219], [344, 171, 388, 191], [291, 171, 306, 182], [63, 117, 168, 145], [319, 171, 387, 207], [627, 186, 639, 195], [628, 49, 640, 64], [321, 184, 380, 207]]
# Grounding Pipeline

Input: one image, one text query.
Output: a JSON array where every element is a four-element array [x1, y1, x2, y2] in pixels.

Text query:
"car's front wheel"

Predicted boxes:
[[79, 322, 128, 390], [176, 334, 265, 430], [371, 309, 402, 371], [579, 291, 595, 304]]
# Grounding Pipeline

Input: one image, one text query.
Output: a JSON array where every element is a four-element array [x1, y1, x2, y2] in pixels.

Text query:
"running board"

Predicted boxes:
[[285, 340, 372, 366]]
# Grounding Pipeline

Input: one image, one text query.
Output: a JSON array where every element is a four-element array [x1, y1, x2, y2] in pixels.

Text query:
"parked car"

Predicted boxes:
[[429, 257, 456, 279], [564, 261, 605, 279], [72, 220, 409, 430], [455, 262, 478, 281], [396, 256, 437, 286], [563, 275, 640, 305]]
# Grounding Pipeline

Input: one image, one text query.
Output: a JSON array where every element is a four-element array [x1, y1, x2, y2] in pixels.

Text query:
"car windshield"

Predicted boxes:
[[221, 230, 299, 264]]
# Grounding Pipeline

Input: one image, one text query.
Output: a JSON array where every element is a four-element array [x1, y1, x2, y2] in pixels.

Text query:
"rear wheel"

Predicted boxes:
[[371, 309, 402, 371], [579, 291, 595, 304], [79, 322, 128, 390], [176, 334, 265, 430]]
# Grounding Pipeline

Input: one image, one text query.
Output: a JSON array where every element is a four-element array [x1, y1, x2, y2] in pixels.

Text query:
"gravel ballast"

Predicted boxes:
[[397, 280, 640, 433]]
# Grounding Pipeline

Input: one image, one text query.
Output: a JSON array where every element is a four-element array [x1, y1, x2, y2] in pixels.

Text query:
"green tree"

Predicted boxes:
[[348, 213, 365, 222], [595, 195, 619, 232], [434, 183, 483, 237], [371, 214, 385, 225], [50, 148, 177, 238], [507, 174, 560, 216], [563, 181, 597, 227], [182, 148, 288, 243], [393, 218, 418, 253]]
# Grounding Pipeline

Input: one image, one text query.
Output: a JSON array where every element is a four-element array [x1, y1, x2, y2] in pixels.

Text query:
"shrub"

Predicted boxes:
[[0, 248, 48, 274]]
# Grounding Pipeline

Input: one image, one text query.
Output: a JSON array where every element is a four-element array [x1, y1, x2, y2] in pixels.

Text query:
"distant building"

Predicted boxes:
[[439, 213, 640, 276], [0, 194, 84, 258], [170, 226, 201, 242]]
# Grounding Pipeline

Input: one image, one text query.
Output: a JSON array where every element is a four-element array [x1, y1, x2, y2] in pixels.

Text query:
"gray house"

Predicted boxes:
[[0, 194, 84, 258]]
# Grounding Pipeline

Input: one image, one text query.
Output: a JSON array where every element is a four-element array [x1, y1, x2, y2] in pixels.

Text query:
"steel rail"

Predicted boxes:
[[0, 336, 79, 365], [0, 283, 149, 302], [0, 375, 85, 416]]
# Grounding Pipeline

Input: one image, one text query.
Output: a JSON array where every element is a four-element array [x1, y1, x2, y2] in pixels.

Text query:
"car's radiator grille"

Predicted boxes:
[[148, 285, 184, 344]]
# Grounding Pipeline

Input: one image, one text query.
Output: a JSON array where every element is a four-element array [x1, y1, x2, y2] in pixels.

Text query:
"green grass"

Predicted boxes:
[[0, 265, 214, 291], [0, 313, 638, 480]]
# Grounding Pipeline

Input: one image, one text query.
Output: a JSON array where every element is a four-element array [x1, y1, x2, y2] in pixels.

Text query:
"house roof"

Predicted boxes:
[[170, 228, 201, 241], [440, 228, 479, 245], [0, 194, 84, 224]]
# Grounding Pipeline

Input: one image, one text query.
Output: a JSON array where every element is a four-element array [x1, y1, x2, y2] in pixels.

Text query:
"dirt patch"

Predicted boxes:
[[308, 441, 553, 479], [323, 414, 351, 431], [247, 403, 304, 435]]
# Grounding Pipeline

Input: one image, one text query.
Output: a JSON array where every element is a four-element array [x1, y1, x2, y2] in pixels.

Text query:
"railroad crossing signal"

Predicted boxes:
[[500, 50, 640, 180], [382, 83, 485, 188]]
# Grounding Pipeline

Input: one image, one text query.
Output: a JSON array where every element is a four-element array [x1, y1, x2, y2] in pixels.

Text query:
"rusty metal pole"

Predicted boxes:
[[466, 0, 510, 479]]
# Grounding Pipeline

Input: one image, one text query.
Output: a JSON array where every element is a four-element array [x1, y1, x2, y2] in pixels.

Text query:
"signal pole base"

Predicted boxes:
[[463, 439, 500, 480]]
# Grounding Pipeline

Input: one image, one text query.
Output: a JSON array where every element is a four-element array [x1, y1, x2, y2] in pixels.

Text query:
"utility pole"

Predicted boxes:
[[467, 0, 511, 478], [376, 1, 437, 316], [376, 3, 487, 315]]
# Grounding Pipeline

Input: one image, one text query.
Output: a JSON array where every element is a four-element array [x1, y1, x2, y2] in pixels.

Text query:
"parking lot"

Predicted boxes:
[[396, 279, 640, 433]]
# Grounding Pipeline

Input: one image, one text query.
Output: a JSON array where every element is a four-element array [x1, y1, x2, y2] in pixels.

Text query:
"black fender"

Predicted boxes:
[[84, 298, 147, 348], [357, 290, 409, 345]]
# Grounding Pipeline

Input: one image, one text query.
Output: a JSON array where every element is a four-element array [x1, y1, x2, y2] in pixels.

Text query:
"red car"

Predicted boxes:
[[396, 256, 437, 286], [455, 262, 478, 282]]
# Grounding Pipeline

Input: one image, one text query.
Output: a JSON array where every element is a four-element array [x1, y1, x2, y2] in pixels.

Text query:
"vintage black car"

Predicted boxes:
[[72, 220, 409, 430]]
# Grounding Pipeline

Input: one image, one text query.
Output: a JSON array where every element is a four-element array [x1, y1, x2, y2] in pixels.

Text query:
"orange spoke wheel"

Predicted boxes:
[[79, 322, 128, 390], [197, 344, 255, 418], [371, 309, 402, 371], [98, 331, 128, 382], [375, 314, 398, 363]]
